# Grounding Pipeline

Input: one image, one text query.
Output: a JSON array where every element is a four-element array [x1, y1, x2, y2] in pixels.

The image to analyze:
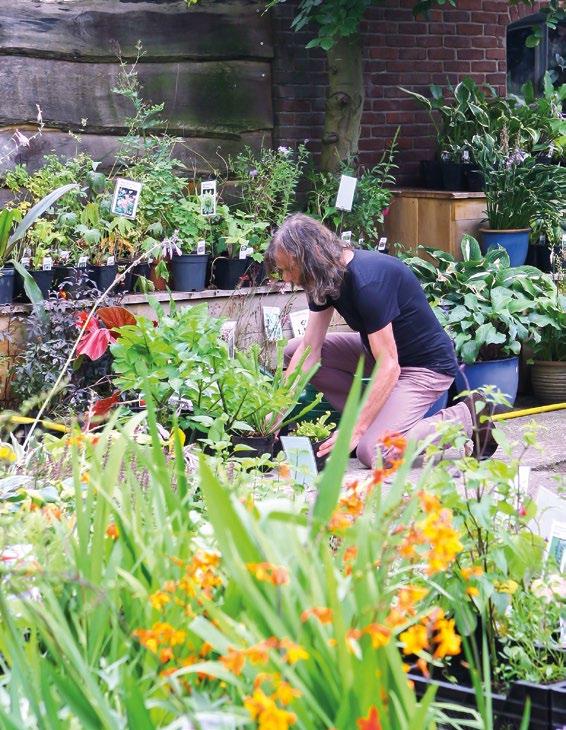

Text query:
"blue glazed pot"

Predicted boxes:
[[455, 357, 519, 405], [424, 390, 449, 418], [480, 228, 529, 267]]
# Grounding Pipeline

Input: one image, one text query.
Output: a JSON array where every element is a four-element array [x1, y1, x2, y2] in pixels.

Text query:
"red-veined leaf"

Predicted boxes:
[[77, 327, 115, 360], [98, 306, 136, 332]]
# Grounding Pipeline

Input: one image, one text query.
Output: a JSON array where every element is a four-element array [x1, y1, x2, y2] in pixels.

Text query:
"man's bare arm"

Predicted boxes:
[[285, 308, 334, 377]]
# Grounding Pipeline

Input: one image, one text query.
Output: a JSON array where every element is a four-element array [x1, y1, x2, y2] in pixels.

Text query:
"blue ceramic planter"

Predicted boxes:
[[480, 228, 529, 267], [424, 391, 449, 418], [455, 357, 519, 405]]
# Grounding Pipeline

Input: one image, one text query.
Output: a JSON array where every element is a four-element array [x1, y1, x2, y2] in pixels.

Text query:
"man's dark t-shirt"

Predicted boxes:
[[308, 250, 458, 377]]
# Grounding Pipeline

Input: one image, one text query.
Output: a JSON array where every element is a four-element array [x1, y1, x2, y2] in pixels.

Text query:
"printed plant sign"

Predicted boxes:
[[111, 178, 142, 219], [335, 175, 357, 212], [220, 320, 236, 358], [289, 309, 310, 338], [280, 436, 317, 486], [200, 180, 217, 217], [546, 520, 566, 568], [263, 306, 283, 342]]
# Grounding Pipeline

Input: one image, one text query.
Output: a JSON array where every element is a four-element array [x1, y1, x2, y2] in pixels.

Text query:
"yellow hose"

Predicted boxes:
[[7, 415, 70, 433], [493, 402, 566, 421]]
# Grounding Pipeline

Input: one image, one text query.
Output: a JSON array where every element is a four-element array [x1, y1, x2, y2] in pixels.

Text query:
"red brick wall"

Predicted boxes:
[[272, 0, 542, 185]]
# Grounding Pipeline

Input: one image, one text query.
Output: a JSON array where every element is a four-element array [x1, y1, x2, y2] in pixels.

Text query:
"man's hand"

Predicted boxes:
[[316, 429, 360, 459]]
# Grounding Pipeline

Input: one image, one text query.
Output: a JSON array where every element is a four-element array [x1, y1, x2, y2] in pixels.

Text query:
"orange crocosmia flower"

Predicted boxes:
[[461, 565, 484, 580], [397, 585, 429, 612], [246, 562, 290, 586], [381, 433, 407, 452], [162, 580, 177, 593], [345, 628, 362, 653], [105, 522, 119, 540], [245, 640, 273, 665], [280, 638, 309, 664], [357, 705, 382, 730], [363, 623, 391, 649], [278, 463, 291, 479], [274, 679, 302, 705], [80, 471, 90, 484], [220, 647, 246, 676], [418, 491, 442, 514], [300, 606, 333, 624], [416, 657, 430, 678], [159, 647, 174, 664], [466, 586, 480, 598], [399, 624, 429, 655], [199, 642, 213, 658]]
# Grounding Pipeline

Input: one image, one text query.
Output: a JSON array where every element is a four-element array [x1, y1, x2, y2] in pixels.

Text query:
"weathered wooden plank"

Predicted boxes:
[[0, 57, 273, 134], [0, 0, 273, 61], [0, 129, 272, 175]]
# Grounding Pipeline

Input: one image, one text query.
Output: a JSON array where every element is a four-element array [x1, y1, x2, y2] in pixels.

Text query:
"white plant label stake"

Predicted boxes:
[[200, 181, 217, 217], [263, 306, 283, 342], [78, 256, 89, 268], [107, 256, 115, 266], [378, 237, 388, 252], [111, 178, 142, 220], [196, 240, 206, 256], [335, 175, 357, 212], [341, 230, 352, 243], [289, 309, 310, 338], [42, 257, 53, 271]]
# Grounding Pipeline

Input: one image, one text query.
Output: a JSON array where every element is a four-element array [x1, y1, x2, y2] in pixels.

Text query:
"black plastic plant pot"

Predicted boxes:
[[550, 681, 566, 727], [211, 257, 250, 290], [441, 161, 465, 191], [230, 434, 275, 460], [170, 254, 209, 292], [465, 169, 485, 192], [246, 259, 267, 287], [420, 160, 443, 190], [93, 264, 118, 293], [311, 439, 329, 472], [123, 263, 151, 293], [28, 269, 54, 299], [0, 267, 15, 305], [60, 266, 96, 298], [411, 674, 559, 730]]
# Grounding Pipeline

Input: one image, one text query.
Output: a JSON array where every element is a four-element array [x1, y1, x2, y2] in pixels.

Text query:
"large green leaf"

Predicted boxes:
[[9, 183, 79, 246], [12, 260, 44, 307]]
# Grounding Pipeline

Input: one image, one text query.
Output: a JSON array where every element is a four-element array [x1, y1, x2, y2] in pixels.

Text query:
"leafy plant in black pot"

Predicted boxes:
[[292, 411, 336, 472], [211, 208, 269, 290]]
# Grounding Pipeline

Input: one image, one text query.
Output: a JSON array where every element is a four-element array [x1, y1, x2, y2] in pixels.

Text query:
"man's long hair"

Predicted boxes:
[[265, 213, 349, 305]]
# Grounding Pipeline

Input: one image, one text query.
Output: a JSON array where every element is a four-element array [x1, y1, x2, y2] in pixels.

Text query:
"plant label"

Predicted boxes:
[[111, 178, 142, 220], [358, 238, 365, 247], [20, 257, 30, 268], [280, 436, 318, 486], [220, 320, 236, 358], [335, 175, 357, 212], [378, 237, 388, 252], [245, 247, 254, 258], [78, 256, 89, 268], [289, 309, 310, 338], [196, 240, 206, 256], [263, 306, 283, 342], [42, 257, 53, 271], [24, 248, 32, 258], [107, 256, 115, 266], [238, 247, 247, 260], [200, 180, 217, 217], [546, 520, 566, 569], [341, 230, 352, 243], [60, 250, 70, 262]]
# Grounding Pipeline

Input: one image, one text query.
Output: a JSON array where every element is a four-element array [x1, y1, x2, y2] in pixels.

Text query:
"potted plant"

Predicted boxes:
[[291, 411, 336, 471], [211, 208, 269, 290], [402, 235, 558, 403], [528, 295, 566, 404], [168, 231, 209, 293], [472, 132, 566, 266], [0, 184, 79, 304]]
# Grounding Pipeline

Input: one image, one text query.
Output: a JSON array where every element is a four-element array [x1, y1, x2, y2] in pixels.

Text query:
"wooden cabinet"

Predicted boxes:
[[384, 188, 487, 258]]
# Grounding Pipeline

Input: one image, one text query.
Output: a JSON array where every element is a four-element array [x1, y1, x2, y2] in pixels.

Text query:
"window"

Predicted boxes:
[[507, 13, 565, 94]]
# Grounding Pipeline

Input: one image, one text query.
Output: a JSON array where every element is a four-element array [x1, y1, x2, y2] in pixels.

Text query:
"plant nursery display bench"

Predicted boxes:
[[384, 189, 487, 258]]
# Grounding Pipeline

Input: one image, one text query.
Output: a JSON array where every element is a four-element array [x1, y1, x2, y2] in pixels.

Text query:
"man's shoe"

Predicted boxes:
[[464, 392, 498, 460]]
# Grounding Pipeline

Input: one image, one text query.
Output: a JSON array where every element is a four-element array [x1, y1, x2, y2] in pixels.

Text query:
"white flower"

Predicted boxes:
[[277, 145, 291, 157], [36, 104, 43, 125]]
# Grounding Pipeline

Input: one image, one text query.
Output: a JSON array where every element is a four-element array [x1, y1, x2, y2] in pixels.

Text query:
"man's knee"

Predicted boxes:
[[356, 440, 376, 468], [284, 337, 302, 367]]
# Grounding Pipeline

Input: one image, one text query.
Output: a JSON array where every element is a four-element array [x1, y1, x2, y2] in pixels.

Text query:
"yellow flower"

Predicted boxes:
[[461, 565, 484, 580], [399, 624, 429, 655], [0, 444, 16, 463], [279, 638, 309, 664], [494, 579, 519, 595], [465, 586, 480, 598], [433, 617, 461, 658], [274, 680, 301, 706], [363, 623, 391, 649], [150, 591, 171, 611]]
